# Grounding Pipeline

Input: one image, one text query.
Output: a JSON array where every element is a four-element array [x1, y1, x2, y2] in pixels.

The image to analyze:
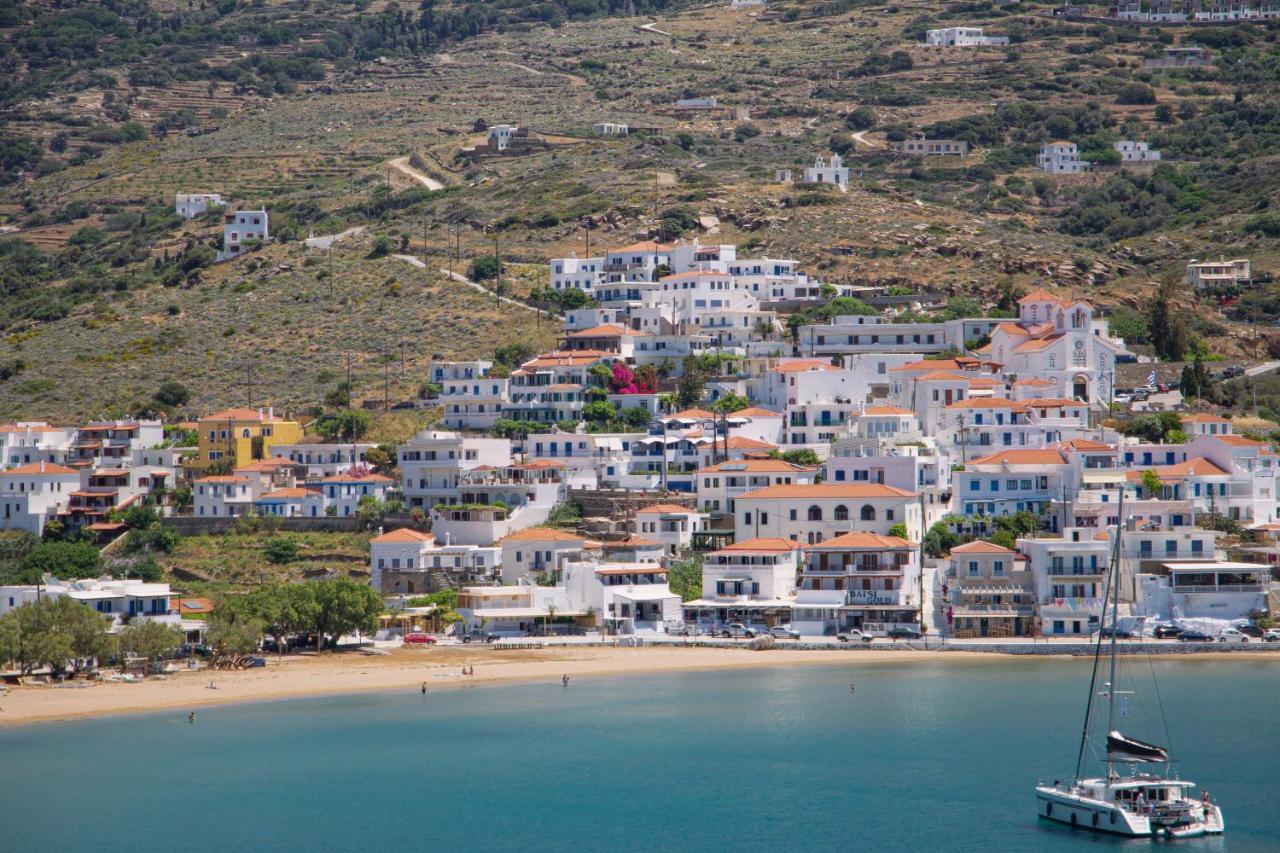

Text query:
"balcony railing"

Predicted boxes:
[[953, 604, 1035, 615], [1172, 583, 1267, 594]]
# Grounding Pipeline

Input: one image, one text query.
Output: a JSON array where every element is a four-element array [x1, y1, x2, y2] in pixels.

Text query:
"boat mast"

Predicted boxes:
[[1104, 489, 1125, 786], [1072, 487, 1124, 784]]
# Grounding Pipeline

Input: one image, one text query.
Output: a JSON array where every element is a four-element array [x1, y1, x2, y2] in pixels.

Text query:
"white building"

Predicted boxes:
[[0, 422, 76, 468], [735, 483, 922, 544], [803, 154, 849, 190], [0, 575, 172, 622], [218, 209, 268, 260], [487, 124, 517, 151], [1185, 258, 1252, 290], [0, 461, 80, 535], [370, 528, 498, 594], [273, 443, 376, 479], [175, 192, 223, 219], [193, 474, 256, 517], [791, 532, 920, 637], [399, 430, 512, 509], [696, 458, 819, 514], [1019, 528, 1114, 637], [1037, 141, 1090, 174], [682, 537, 800, 632], [499, 527, 598, 584], [593, 122, 629, 136], [1138, 561, 1271, 622], [1114, 140, 1161, 162], [634, 503, 708, 555], [562, 561, 681, 635], [925, 27, 1009, 46]]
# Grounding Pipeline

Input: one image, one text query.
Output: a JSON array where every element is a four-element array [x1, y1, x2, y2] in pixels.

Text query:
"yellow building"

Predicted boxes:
[[192, 407, 304, 473]]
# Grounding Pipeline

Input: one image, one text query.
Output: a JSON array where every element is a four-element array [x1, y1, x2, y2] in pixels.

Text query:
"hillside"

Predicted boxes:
[[3, 0, 1280, 419]]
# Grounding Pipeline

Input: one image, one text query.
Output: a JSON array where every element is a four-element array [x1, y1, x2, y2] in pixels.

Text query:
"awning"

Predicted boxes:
[[468, 608, 589, 619], [612, 587, 679, 603], [682, 599, 794, 609], [1082, 471, 1126, 484]]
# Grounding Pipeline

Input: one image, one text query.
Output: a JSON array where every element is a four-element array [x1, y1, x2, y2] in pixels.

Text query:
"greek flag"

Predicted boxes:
[[1147, 371, 1156, 386]]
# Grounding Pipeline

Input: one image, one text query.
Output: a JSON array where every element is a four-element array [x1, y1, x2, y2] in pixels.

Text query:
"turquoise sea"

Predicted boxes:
[[1, 659, 1277, 853]]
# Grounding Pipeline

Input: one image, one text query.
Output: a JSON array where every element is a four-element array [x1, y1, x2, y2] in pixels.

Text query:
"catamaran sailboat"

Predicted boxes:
[[1034, 493, 1225, 839]]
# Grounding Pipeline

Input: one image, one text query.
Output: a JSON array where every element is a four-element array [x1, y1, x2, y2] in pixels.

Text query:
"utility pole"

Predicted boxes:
[[246, 362, 253, 409], [345, 350, 353, 405], [328, 244, 334, 298], [493, 227, 501, 308], [383, 354, 390, 411], [400, 339, 406, 380]]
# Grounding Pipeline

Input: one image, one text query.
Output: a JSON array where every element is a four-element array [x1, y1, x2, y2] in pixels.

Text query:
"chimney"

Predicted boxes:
[[268, 406, 274, 420]]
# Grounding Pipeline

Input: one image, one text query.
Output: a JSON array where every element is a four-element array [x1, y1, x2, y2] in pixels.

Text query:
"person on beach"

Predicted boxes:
[[421, 683, 426, 695], [562, 674, 570, 687]]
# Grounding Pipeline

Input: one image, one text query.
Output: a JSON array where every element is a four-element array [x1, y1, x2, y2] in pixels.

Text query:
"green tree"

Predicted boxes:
[[666, 557, 703, 602], [846, 106, 877, 130], [153, 380, 190, 409], [22, 541, 101, 581], [263, 537, 299, 565], [620, 407, 652, 429], [117, 620, 183, 665], [0, 597, 112, 675], [777, 449, 820, 466], [1180, 356, 1214, 401], [888, 522, 909, 539], [583, 401, 615, 423], [207, 608, 264, 657], [1140, 469, 1164, 498], [315, 409, 372, 442], [709, 393, 751, 414], [245, 584, 317, 655], [923, 521, 961, 559], [469, 255, 501, 281], [312, 577, 383, 648], [1148, 275, 1192, 361]]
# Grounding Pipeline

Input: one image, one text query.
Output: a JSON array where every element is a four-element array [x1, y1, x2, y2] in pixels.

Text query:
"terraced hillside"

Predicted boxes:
[[2, 0, 1280, 419]]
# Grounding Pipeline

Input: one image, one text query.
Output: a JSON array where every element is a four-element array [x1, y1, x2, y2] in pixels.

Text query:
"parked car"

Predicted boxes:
[[886, 627, 923, 640], [244, 657, 267, 668], [769, 625, 800, 640], [403, 633, 436, 645], [1263, 629, 1280, 643], [1222, 365, 1245, 379], [1113, 393, 1133, 405], [719, 622, 757, 639], [1177, 630, 1214, 643], [1096, 627, 1135, 640], [1237, 624, 1264, 638], [1115, 353, 1138, 364], [1152, 625, 1183, 639], [836, 629, 873, 643], [1217, 628, 1250, 643]]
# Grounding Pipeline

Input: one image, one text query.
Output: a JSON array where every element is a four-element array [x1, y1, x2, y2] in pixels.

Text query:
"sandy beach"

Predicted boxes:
[[3, 645, 1277, 729], [0, 645, 966, 728]]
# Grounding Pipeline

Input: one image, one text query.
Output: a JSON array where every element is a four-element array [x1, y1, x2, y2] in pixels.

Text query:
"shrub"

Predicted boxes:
[[263, 537, 299, 565]]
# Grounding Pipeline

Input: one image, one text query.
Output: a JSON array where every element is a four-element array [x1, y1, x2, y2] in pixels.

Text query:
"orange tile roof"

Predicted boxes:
[[889, 359, 967, 372], [970, 448, 1067, 466], [370, 528, 435, 544], [861, 406, 915, 416], [1059, 439, 1114, 452], [966, 377, 1004, 388], [500, 527, 587, 542], [521, 350, 614, 368], [3, 462, 79, 476], [1125, 457, 1229, 481], [564, 324, 630, 338], [770, 360, 838, 373], [945, 398, 1027, 410], [709, 537, 801, 555], [724, 435, 778, 450], [1014, 377, 1055, 386], [636, 503, 702, 515], [194, 475, 250, 484], [1180, 414, 1230, 424], [915, 371, 970, 382], [259, 488, 317, 500], [1013, 335, 1062, 352], [737, 483, 914, 499], [1019, 287, 1063, 303], [810, 531, 913, 550], [234, 457, 297, 473], [604, 534, 662, 548], [697, 459, 814, 474], [949, 540, 1014, 554], [1211, 435, 1264, 447], [729, 407, 782, 418], [608, 240, 673, 253], [663, 408, 714, 420], [1026, 398, 1085, 407], [994, 322, 1029, 337]]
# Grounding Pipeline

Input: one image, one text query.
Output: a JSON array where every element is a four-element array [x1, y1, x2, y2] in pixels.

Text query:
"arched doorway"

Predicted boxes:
[[1072, 376, 1088, 400]]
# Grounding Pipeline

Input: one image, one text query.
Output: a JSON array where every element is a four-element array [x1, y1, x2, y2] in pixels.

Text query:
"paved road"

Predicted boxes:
[[304, 226, 364, 250], [851, 130, 879, 149], [1244, 360, 1280, 378], [386, 156, 443, 191], [393, 255, 555, 318]]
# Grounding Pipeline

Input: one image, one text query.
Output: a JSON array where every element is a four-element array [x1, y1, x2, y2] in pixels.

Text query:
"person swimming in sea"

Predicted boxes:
[[188, 712, 195, 724], [421, 683, 426, 695], [562, 674, 570, 687]]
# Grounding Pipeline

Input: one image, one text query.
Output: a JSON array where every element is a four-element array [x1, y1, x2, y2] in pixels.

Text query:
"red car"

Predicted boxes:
[[403, 633, 436, 645]]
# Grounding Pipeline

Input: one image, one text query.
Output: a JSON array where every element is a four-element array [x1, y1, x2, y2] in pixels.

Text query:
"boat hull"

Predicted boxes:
[[1035, 786, 1150, 837]]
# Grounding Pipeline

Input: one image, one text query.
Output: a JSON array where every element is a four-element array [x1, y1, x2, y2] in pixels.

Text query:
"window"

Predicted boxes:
[[807, 506, 823, 521], [860, 505, 875, 521], [834, 505, 848, 521], [968, 561, 979, 577]]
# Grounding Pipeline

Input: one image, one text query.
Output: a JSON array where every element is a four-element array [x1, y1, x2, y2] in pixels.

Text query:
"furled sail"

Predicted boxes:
[[1107, 731, 1170, 763]]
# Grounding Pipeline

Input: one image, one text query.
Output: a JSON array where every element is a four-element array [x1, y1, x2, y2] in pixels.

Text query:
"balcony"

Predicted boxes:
[[1172, 583, 1267, 594], [952, 604, 1035, 616]]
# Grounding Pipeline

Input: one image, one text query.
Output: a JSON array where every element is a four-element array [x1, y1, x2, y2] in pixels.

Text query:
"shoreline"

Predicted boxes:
[[2, 645, 1277, 730]]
